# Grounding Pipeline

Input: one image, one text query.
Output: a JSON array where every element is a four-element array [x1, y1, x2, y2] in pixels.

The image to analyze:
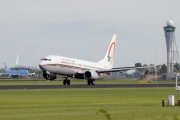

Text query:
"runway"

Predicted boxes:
[[0, 84, 176, 90]]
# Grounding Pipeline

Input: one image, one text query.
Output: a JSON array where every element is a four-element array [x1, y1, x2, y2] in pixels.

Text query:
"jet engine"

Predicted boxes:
[[43, 72, 57, 80], [48, 74, 57, 80], [84, 70, 99, 80]]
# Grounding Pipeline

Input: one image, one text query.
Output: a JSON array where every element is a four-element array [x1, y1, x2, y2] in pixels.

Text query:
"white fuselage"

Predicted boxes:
[[39, 55, 111, 77]]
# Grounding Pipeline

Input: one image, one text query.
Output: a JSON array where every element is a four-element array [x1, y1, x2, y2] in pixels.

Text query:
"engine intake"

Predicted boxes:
[[43, 72, 56, 80], [48, 74, 57, 80], [84, 70, 99, 80]]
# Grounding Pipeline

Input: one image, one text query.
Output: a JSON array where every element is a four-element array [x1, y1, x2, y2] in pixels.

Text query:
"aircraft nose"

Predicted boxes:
[[39, 61, 46, 71], [39, 61, 44, 66]]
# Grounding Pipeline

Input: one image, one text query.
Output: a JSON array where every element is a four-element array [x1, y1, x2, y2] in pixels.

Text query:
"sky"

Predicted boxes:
[[0, 0, 180, 69]]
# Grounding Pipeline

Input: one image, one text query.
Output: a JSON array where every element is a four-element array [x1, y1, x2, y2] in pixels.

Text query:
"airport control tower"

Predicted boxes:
[[163, 20, 179, 79]]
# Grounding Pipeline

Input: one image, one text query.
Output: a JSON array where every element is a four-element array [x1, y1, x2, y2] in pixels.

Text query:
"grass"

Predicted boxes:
[[0, 78, 178, 85], [0, 88, 180, 120]]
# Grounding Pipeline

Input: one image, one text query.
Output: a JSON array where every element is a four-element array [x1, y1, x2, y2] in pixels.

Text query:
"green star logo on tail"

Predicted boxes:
[[107, 55, 111, 62]]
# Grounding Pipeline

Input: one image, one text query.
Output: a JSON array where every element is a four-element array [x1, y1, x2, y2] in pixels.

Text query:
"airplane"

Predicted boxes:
[[16, 55, 40, 71], [38, 34, 154, 85], [0, 62, 35, 78]]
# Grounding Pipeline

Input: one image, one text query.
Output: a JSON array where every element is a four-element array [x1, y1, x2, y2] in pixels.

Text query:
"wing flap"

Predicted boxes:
[[96, 66, 158, 73]]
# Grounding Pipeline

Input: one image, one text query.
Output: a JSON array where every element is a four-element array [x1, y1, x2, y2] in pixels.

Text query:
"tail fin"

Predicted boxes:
[[98, 34, 117, 68], [4, 63, 9, 71], [16, 55, 19, 66]]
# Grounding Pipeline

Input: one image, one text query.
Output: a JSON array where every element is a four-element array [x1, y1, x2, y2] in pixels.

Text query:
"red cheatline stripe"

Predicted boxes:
[[59, 64, 89, 70], [43, 64, 97, 70], [42, 64, 110, 75]]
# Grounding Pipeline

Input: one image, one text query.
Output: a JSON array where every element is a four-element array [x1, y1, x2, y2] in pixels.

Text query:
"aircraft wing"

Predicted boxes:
[[0, 73, 20, 78], [112, 65, 161, 69], [96, 66, 156, 73], [0, 73, 10, 76], [96, 68, 130, 73]]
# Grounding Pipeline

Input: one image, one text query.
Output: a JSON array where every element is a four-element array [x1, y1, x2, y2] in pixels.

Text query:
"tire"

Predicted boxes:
[[87, 80, 91, 85], [63, 80, 66, 85], [92, 80, 95, 85], [87, 80, 95, 85], [67, 80, 70, 85]]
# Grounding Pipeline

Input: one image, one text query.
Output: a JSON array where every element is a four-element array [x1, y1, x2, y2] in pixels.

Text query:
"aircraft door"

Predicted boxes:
[[55, 56, 60, 67]]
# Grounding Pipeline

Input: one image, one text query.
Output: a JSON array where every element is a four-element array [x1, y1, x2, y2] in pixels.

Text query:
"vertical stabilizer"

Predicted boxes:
[[4, 63, 9, 71], [98, 34, 117, 68], [16, 55, 19, 66]]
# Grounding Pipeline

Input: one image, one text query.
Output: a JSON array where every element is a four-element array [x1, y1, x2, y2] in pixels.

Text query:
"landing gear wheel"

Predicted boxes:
[[67, 80, 70, 85], [63, 80, 67, 85], [87, 80, 95, 85], [92, 80, 95, 85], [63, 79, 71, 85], [88, 80, 91, 85]]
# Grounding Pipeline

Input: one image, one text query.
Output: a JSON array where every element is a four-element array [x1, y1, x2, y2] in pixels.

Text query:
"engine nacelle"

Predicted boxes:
[[43, 72, 56, 80], [48, 74, 57, 80], [84, 70, 99, 80]]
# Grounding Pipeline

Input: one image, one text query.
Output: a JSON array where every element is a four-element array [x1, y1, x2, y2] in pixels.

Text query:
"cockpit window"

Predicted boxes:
[[41, 58, 51, 61]]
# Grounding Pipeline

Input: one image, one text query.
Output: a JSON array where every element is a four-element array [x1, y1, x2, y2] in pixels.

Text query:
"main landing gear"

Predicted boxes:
[[63, 77, 70, 85], [87, 80, 95, 85], [62, 77, 95, 85]]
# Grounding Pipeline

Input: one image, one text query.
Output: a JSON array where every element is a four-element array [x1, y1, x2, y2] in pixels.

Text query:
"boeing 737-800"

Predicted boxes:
[[38, 34, 150, 85]]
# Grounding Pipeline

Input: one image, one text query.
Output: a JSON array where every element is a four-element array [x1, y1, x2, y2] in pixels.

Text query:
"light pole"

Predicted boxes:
[[155, 50, 157, 80]]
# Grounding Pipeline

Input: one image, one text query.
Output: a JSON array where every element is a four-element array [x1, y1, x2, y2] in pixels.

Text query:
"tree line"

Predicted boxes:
[[135, 62, 180, 75], [0, 63, 180, 75]]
